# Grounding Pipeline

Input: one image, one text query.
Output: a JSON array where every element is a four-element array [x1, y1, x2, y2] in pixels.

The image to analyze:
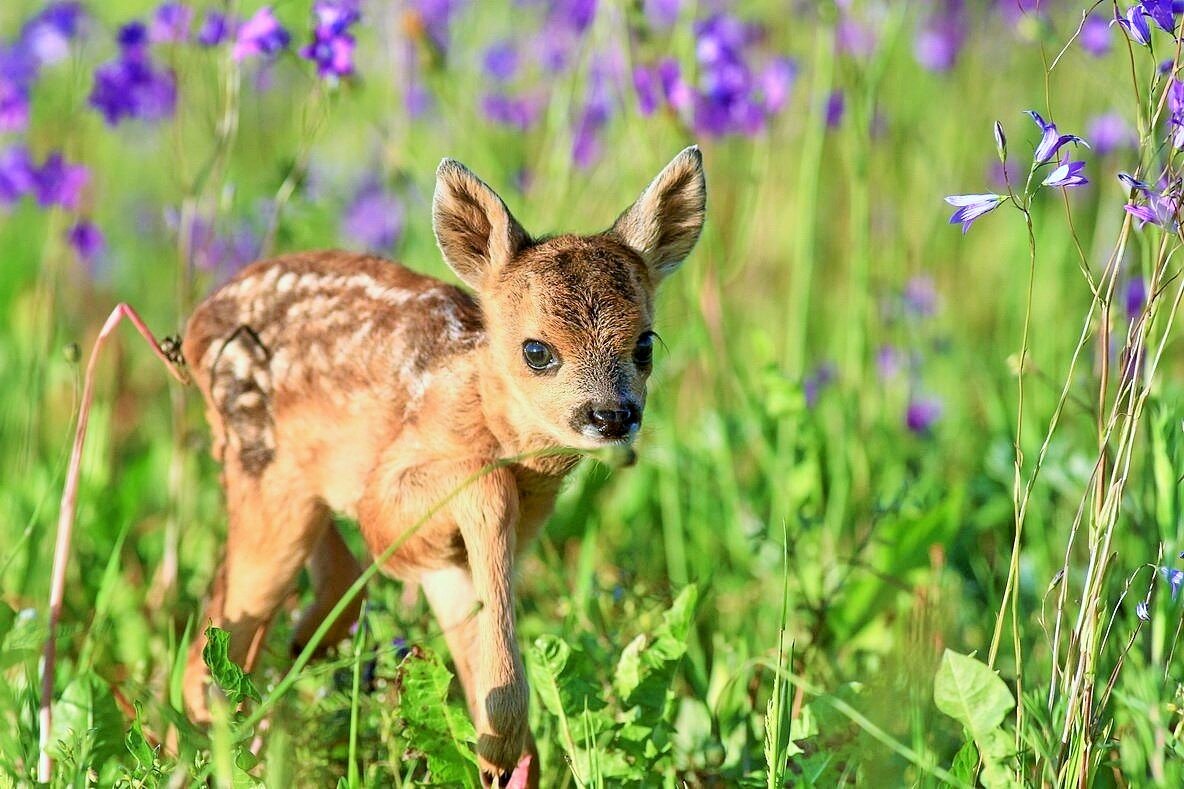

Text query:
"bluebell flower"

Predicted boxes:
[[944, 193, 1005, 233], [1087, 113, 1136, 156], [233, 6, 290, 61], [1161, 566, 1184, 599], [66, 220, 104, 265], [342, 182, 404, 252], [89, 26, 177, 126], [1140, 0, 1177, 33], [1120, 172, 1180, 229], [33, 152, 88, 210], [0, 145, 36, 206], [1114, 6, 1152, 46], [482, 40, 518, 82], [1125, 277, 1147, 320], [1079, 14, 1112, 57], [1025, 110, 1087, 164], [1042, 156, 1088, 189], [906, 396, 943, 434], [195, 11, 233, 47], [150, 2, 193, 44], [301, 1, 360, 79]]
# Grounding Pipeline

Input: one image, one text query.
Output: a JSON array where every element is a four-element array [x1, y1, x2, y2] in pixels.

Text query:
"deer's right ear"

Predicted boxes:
[[433, 159, 530, 289]]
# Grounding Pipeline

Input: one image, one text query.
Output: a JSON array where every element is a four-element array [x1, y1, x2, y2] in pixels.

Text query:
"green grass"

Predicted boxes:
[[4, 0, 1184, 785]]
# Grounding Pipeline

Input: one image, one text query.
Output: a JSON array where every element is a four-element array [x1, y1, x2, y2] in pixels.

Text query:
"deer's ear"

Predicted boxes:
[[433, 159, 530, 289], [608, 146, 707, 283]]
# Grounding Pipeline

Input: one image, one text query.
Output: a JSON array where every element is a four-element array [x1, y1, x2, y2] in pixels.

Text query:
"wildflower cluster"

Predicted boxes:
[[0, 145, 98, 261], [945, 111, 1089, 233], [0, 2, 84, 132], [1113, 1, 1179, 46]]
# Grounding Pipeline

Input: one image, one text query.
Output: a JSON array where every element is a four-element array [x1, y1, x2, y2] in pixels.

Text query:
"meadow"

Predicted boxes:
[[2, 0, 1184, 785]]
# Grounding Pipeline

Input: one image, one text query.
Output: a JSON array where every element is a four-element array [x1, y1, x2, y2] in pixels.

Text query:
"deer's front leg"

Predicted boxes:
[[361, 460, 534, 785]]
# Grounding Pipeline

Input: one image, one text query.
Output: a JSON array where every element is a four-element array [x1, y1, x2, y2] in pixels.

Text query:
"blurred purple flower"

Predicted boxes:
[[551, 0, 597, 34], [645, 0, 680, 29], [1079, 14, 1111, 57], [633, 65, 659, 116], [66, 219, 104, 263], [20, 2, 84, 67], [480, 92, 541, 129], [1114, 6, 1152, 46], [825, 90, 845, 127], [914, 14, 965, 72], [33, 152, 87, 210], [658, 58, 692, 111], [482, 41, 519, 82], [195, 11, 233, 47], [409, 0, 464, 53], [343, 182, 404, 252], [803, 363, 836, 408], [0, 81, 29, 132], [1042, 156, 1087, 189], [233, 6, 290, 61], [1025, 110, 1087, 164], [89, 27, 177, 126], [836, 18, 876, 58], [906, 396, 943, 433], [1168, 79, 1184, 148], [1087, 113, 1136, 156], [301, 2, 359, 79], [875, 345, 903, 380], [903, 276, 938, 317], [0, 146, 36, 206], [150, 2, 193, 44], [944, 193, 1004, 233], [759, 57, 796, 113], [572, 57, 615, 168], [1125, 276, 1148, 320]]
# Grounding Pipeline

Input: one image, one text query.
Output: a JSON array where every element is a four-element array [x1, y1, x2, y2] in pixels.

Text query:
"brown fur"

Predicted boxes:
[[181, 148, 706, 786]]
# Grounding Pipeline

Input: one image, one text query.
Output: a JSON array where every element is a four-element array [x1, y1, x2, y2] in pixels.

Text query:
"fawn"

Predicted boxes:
[[180, 147, 706, 785]]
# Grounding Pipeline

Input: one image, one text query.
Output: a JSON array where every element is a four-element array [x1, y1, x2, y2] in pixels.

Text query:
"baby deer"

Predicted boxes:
[[180, 147, 706, 785]]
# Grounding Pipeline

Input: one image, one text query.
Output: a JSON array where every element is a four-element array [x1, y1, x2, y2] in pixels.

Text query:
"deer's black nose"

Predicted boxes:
[[585, 401, 640, 439]]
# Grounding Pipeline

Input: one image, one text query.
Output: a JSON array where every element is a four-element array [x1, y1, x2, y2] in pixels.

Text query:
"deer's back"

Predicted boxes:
[[184, 251, 486, 506]]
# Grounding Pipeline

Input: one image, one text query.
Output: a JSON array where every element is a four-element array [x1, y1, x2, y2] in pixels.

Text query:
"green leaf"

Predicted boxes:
[[49, 671, 125, 768], [397, 647, 479, 787], [933, 649, 1014, 744], [202, 627, 260, 706], [614, 585, 698, 723], [124, 700, 155, 771], [529, 634, 606, 720]]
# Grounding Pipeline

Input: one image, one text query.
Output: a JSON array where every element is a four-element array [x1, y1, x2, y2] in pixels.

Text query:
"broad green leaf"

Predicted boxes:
[[397, 647, 479, 787], [202, 627, 260, 706], [49, 670, 125, 768], [529, 634, 606, 720], [614, 585, 698, 722], [933, 649, 1014, 744], [124, 700, 155, 772]]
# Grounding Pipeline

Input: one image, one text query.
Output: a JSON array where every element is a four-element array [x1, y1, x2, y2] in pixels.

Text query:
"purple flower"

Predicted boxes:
[[409, 0, 464, 53], [875, 345, 903, 380], [150, 2, 193, 43], [633, 65, 659, 116], [644, 0, 680, 29], [301, 3, 359, 79], [572, 58, 614, 168], [1079, 14, 1112, 57], [550, 0, 597, 34], [905, 396, 943, 434], [836, 18, 876, 58], [1141, 0, 1177, 33], [944, 193, 1004, 233], [342, 182, 404, 252], [0, 146, 36, 206], [1120, 172, 1180, 229], [1114, 6, 1152, 46], [33, 152, 88, 210], [1087, 113, 1136, 156], [1167, 79, 1184, 149], [1041, 156, 1087, 189], [233, 7, 290, 61], [903, 276, 938, 317], [0, 80, 29, 132], [1125, 276, 1148, 320], [89, 42, 177, 126], [759, 57, 796, 113], [480, 92, 541, 129], [658, 58, 692, 111], [1025, 110, 1087, 164], [1161, 566, 1184, 600], [66, 219, 104, 264], [21, 2, 85, 67], [914, 15, 965, 72], [482, 40, 519, 82], [195, 11, 233, 47], [803, 363, 836, 408], [825, 90, 845, 127]]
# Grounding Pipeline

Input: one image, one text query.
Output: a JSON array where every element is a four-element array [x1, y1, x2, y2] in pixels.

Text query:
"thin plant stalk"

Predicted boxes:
[[38, 303, 189, 783]]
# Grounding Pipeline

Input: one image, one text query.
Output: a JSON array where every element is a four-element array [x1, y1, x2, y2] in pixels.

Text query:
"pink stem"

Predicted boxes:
[[38, 304, 188, 782]]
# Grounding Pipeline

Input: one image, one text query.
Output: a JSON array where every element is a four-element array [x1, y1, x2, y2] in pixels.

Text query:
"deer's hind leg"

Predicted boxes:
[[290, 521, 364, 658], [182, 468, 332, 722]]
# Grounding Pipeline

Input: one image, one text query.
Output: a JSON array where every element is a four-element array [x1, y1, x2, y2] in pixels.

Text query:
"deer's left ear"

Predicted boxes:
[[608, 146, 707, 283]]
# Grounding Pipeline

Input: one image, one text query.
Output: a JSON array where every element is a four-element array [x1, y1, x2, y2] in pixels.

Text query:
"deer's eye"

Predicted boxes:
[[522, 340, 557, 372], [634, 332, 655, 367]]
